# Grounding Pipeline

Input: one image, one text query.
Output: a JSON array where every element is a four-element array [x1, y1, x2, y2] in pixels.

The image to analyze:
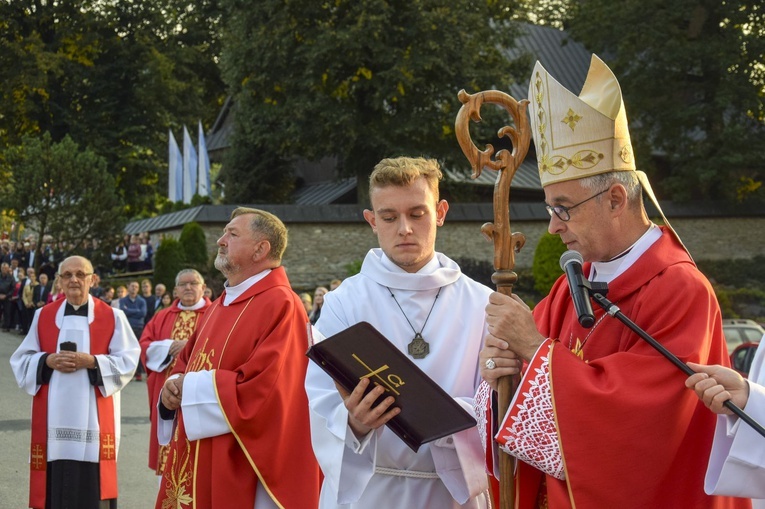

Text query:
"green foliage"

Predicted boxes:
[[218, 0, 529, 203], [0, 133, 125, 257], [532, 232, 567, 295], [179, 222, 209, 273], [153, 237, 186, 291], [453, 258, 540, 307], [697, 256, 765, 289], [545, 0, 765, 202], [0, 0, 224, 217], [698, 256, 765, 320], [344, 259, 363, 277]]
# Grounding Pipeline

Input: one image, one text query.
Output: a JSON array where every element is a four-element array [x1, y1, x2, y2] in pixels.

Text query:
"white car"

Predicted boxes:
[[722, 318, 764, 355]]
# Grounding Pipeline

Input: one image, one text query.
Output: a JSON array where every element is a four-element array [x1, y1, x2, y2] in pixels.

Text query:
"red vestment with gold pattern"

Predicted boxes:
[[154, 267, 321, 509], [139, 297, 212, 473]]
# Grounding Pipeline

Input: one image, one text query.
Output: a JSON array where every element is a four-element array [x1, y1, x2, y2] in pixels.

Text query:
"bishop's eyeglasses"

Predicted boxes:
[[545, 189, 609, 222]]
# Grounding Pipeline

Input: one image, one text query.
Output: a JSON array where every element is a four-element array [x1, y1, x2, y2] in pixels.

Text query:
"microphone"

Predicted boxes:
[[559, 250, 595, 328]]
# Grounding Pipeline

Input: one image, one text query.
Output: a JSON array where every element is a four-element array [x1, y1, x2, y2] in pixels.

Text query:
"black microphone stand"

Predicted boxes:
[[584, 283, 765, 439]]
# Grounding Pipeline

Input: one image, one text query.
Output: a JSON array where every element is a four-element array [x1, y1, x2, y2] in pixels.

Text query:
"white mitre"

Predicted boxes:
[[527, 54, 689, 257]]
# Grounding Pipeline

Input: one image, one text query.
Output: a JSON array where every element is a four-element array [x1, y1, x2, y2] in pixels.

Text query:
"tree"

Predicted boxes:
[[0, 133, 126, 263], [537, 0, 764, 202], [218, 0, 530, 203], [532, 231, 566, 295], [153, 237, 186, 291], [0, 0, 225, 217], [179, 221, 209, 273]]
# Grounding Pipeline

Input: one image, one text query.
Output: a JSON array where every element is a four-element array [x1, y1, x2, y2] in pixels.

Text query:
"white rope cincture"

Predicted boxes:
[[374, 466, 440, 479]]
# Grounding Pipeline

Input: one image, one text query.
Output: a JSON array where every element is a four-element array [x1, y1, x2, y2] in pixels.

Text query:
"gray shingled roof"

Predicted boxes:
[[205, 96, 234, 156], [197, 23, 592, 203], [506, 23, 591, 100], [293, 178, 357, 205], [443, 158, 541, 190], [124, 199, 763, 235]]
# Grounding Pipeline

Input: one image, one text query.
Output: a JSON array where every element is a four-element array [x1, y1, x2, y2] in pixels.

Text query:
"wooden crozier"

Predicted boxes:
[[454, 89, 530, 509]]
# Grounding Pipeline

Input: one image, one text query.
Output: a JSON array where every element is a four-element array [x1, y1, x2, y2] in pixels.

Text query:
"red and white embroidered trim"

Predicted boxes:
[[496, 346, 565, 480]]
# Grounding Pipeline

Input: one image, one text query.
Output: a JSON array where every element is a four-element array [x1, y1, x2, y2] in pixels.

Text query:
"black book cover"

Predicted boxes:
[[306, 321, 477, 452]]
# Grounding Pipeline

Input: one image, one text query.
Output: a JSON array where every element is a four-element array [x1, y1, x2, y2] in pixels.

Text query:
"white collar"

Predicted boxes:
[[177, 298, 207, 311], [222, 269, 271, 306], [590, 224, 662, 283], [360, 248, 461, 291]]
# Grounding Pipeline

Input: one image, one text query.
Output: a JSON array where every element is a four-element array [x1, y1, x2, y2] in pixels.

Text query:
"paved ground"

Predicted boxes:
[[0, 328, 159, 508]]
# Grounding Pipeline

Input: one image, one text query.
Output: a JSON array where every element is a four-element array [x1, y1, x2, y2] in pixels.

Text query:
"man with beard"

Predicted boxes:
[[154, 207, 320, 509]]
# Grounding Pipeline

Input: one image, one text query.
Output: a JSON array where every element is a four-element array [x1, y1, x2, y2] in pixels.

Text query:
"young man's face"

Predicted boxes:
[[363, 176, 448, 273]]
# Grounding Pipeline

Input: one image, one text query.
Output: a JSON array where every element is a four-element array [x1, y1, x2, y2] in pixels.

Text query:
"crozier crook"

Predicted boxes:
[[454, 88, 531, 509]]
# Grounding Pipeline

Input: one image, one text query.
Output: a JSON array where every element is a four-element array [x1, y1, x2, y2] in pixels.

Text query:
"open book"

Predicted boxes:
[[306, 321, 476, 452]]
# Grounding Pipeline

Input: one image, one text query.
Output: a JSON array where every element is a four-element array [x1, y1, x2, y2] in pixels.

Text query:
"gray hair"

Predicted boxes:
[[579, 171, 642, 204], [175, 268, 205, 286]]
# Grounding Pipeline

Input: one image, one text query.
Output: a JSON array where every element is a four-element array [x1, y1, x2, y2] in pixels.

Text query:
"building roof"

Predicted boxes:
[[443, 158, 541, 190], [198, 23, 592, 204], [125, 199, 763, 235], [506, 23, 591, 100], [293, 177, 357, 205]]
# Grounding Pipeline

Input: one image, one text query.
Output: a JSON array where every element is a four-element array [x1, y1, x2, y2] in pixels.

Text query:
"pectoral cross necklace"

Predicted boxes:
[[386, 286, 442, 359]]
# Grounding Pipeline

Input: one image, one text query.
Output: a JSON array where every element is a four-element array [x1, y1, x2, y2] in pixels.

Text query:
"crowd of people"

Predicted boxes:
[[7, 55, 764, 509]]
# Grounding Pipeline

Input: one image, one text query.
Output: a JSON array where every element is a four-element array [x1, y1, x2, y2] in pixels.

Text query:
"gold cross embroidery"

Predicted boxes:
[[101, 434, 115, 460], [561, 108, 582, 130], [31, 444, 45, 470]]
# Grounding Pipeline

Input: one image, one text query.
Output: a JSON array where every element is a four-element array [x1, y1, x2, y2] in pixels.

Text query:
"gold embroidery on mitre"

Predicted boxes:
[[549, 150, 605, 175], [619, 144, 633, 163], [561, 108, 582, 130], [533, 71, 554, 176]]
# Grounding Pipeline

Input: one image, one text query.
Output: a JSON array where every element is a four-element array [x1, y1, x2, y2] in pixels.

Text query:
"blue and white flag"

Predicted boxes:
[[168, 130, 183, 202], [182, 125, 198, 204], [198, 120, 211, 197]]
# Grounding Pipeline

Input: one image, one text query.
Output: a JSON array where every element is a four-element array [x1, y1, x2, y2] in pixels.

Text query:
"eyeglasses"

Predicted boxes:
[[545, 189, 609, 222], [177, 281, 202, 288], [59, 271, 93, 280]]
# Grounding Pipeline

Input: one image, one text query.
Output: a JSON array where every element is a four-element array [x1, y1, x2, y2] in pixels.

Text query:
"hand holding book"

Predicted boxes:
[[306, 321, 476, 452]]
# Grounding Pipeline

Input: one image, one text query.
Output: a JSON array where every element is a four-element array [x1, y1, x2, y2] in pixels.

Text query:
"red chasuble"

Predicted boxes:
[[139, 298, 211, 473], [503, 228, 750, 509], [155, 267, 321, 509], [32, 298, 118, 509]]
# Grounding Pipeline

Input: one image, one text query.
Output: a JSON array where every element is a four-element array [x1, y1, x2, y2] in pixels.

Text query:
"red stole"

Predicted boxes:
[[31, 298, 117, 509]]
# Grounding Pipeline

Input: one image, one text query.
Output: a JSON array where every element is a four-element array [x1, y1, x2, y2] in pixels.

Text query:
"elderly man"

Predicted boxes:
[[10, 256, 139, 509], [154, 207, 320, 508], [475, 56, 746, 508], [138, 269, 212, 476]]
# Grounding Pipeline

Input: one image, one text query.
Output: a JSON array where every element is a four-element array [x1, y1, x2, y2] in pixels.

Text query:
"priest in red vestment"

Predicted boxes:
[[139, 268, 211, 475], [154, 207, 320, 509], [474, 56, 751, 508]]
